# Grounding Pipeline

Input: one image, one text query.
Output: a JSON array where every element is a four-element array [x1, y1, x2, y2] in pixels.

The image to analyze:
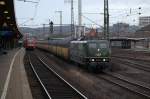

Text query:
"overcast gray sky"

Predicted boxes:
[[14, 0, 150, 27]]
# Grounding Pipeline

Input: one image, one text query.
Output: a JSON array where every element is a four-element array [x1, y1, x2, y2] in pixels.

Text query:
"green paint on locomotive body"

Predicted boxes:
[[70, 40, 111, 66]]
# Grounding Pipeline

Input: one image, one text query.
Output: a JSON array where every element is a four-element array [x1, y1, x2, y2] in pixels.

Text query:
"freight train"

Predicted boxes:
[[37, 38, 111, 72]]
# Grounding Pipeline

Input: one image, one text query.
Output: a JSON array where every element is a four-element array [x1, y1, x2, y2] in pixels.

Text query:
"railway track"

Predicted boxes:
[[112, 55, 150, 63], [98, 72, 150, 99], [112, 57, 150, 72], [28, 53, 87, 99]]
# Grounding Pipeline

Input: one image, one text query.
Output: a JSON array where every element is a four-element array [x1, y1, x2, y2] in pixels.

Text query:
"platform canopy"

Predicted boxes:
[[0, 0, 22, 39], [110, 37, 146, 41]]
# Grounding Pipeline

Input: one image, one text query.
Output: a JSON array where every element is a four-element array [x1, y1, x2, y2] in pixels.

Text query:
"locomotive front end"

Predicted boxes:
[[85, 40, 111, 70]]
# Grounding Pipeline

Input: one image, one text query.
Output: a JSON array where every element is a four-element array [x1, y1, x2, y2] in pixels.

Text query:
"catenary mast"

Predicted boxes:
[[104, 0, 109, 40]]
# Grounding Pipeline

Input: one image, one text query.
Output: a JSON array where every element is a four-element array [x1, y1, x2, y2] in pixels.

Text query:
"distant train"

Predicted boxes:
[[37, 38, 111, 72], [23, 33, 36, 50], [24, 38, 36, 50]]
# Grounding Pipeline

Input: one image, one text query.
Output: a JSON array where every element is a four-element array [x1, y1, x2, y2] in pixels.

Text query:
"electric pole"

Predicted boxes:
[[104, 0, 109, 40], [78, 0, 82, 37], [78, 0, 82, 26], [55, 11, 63, 33], [43, 24, 45, 33], [64, 0, 75, 37], [43, 24, 46, 38], [71, 0, 74, 35]]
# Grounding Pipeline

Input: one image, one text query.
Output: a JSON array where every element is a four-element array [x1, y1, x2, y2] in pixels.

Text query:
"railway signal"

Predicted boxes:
[[49, 21, 54, 34]]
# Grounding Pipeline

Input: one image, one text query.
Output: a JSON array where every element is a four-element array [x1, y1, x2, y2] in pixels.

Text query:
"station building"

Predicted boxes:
[[110, 37, 148, 49], [110, 24, 150, 50]]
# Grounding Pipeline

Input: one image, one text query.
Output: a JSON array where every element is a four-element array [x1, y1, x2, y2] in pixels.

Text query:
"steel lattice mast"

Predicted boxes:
[[78, 0, 83, 37], [104, 0, 109, 40], [71, 0, 74, 34], [78, 0, 82, 27]]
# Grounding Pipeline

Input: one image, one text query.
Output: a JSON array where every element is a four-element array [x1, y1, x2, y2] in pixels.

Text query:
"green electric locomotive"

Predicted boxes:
[[70, 40, 111, 71]]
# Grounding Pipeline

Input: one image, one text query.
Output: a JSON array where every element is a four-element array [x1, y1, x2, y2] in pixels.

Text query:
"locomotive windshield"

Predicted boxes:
[[89, 43, 97, 49], [88, 41, 109, 57], [99, 43, 107, 48], [88, 42, 108, 49]]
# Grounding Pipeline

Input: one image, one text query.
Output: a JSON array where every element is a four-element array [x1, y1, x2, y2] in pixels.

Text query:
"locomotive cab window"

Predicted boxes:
[[99, 43, 107, 48], [89, 43, 97, 49]]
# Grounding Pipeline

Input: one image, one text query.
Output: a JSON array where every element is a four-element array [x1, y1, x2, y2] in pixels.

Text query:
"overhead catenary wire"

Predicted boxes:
[[81, 7, 141, 26], [32, 0, 41, 18], [17, 0, 38, 3], [19, 18, 34, 26], [18, 1, 150, 28], [82, 15, 102, 28], [17, 0, 41, 26]]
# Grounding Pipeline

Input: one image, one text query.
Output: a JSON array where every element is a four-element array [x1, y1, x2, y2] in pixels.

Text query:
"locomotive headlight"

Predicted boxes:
[[91, 59, 95, 62], [103, 59, 106, 62]]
